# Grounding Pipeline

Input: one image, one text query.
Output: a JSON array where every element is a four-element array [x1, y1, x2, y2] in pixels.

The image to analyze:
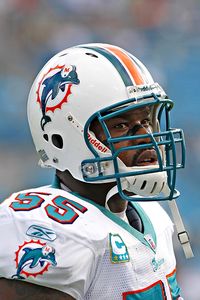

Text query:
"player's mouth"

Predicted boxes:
[[134, 149, 158, 166]]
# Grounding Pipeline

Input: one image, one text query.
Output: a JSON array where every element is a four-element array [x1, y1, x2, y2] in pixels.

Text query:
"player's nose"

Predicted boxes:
[[130, 123, 152, 145]]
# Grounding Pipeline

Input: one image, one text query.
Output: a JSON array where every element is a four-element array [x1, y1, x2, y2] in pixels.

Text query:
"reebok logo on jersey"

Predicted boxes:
[[109, 233, 130, 263], [26, 225, 57, 241]]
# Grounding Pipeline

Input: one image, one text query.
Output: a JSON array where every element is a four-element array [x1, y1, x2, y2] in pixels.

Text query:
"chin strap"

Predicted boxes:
[[168, 199, 194, 259], [105, 183, 130, 223], [105, 185, 122, 206]]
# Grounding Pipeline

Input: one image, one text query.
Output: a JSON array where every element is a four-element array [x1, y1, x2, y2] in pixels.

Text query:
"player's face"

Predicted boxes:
[[91, 106, 158, 167]]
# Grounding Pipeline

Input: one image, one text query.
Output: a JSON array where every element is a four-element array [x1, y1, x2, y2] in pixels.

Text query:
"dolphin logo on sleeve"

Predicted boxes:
[[12, 241, 57, 279]]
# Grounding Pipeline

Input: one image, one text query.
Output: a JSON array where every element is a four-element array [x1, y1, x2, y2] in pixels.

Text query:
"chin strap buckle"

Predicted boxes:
[[178, 231, 190, 245]]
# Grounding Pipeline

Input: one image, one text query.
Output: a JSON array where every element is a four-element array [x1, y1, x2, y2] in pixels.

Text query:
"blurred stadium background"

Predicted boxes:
[[0, 0, 199, 298]]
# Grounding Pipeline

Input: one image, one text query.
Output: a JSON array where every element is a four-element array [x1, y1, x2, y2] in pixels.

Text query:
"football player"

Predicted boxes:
[[0, 43, 192, 299]]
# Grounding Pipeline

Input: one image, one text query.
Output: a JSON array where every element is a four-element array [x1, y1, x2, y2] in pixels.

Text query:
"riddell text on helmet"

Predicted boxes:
[[88, 133, 108, 153]]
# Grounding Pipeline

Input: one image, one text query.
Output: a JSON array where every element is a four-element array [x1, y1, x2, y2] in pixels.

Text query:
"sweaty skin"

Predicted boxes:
[[0, 278, 75, 300], [90, 106, 155, 167]]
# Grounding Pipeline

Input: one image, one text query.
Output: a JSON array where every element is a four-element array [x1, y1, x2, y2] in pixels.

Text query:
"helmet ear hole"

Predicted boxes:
[[43, 134, 49, 142], [52, 134, 63, 149]]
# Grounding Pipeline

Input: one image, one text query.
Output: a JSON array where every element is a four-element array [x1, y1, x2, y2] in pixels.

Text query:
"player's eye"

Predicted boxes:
[[114, 123, 128, 129]]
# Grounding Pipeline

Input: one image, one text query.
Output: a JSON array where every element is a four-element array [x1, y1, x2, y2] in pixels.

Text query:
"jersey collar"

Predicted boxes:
[[51, 175, 157, 252]]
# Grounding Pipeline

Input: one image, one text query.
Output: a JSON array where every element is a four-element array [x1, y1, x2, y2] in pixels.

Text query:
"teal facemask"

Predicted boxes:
[[81, 93, 185, 202]]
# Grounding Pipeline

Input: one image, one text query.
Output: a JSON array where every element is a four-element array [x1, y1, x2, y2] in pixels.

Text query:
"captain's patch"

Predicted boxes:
[[109, 233, 130, 263]]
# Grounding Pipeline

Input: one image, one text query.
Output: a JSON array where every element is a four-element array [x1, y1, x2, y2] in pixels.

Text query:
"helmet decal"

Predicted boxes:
[[12, 239, 57, 280], [80, 45, 148, 87], [105, 45, 145, 85], [36, 64, 80, 130]]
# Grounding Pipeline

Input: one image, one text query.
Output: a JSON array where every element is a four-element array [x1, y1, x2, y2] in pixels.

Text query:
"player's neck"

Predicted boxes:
[[56, 169, 127, 213]]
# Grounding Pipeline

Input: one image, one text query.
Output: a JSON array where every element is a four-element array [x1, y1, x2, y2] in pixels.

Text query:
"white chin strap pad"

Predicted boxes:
[[125, 169, 169, 197], [106, 168, 170, 205], [105, 169, 169, 204]]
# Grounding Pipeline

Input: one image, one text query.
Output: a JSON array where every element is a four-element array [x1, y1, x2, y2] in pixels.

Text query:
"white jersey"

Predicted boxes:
[[0, 182, 181, 299]]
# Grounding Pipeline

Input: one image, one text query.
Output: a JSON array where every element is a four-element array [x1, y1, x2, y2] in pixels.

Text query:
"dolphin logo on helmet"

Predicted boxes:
[[39, 65, 80, 130]]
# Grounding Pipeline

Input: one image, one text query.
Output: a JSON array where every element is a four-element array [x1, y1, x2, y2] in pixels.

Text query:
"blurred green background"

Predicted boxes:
[[0, 0, 199, 298]]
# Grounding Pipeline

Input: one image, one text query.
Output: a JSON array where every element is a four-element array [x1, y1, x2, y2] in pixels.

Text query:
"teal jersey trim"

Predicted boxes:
[[124, 281, 166, 299], [51, 176, 156, 252], [52, 175, 61, 189], [167, 270, 181, 299]]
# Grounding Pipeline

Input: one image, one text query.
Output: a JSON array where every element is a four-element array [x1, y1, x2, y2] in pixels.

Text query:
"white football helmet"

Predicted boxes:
[[27, 43, 185, 201]]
